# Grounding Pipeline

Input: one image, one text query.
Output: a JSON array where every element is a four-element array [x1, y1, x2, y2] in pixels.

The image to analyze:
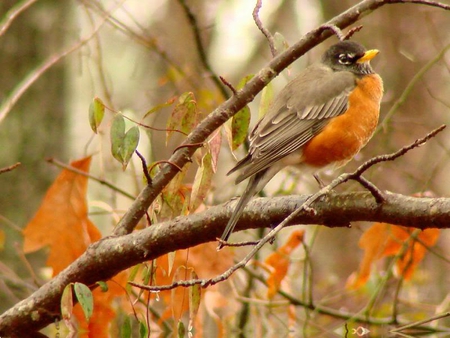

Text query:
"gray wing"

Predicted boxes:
[[230, 64, 356, 183]]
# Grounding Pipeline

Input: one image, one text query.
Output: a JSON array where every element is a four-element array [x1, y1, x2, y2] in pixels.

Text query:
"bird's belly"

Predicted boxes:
[[301, 74, 383, 168]]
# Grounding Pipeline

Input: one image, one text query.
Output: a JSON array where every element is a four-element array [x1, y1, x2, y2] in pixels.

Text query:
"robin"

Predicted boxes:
[[218, 40, 383, 250]]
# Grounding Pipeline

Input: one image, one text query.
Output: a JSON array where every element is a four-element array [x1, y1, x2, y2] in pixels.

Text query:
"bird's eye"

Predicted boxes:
[[338, 53, 353, 65]]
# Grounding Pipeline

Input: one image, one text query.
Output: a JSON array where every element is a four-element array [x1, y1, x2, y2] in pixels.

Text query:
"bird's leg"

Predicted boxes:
[[313, 173, 325, 188]]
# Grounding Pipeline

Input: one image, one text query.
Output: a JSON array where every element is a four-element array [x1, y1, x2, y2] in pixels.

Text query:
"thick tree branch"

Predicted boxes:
[[2, 191, 450, 334]]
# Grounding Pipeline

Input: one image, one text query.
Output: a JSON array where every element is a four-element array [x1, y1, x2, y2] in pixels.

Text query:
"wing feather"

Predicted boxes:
[[230, 64, 357, 183]]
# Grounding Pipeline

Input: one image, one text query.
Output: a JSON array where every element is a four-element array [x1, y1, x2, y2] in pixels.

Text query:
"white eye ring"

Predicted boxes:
[[338, 53, 354, 65]]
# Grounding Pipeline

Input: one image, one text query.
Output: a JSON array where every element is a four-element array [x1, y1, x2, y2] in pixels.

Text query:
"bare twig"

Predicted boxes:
[[379, 43, 450, 132], [172, 142, 204, 154], [220, 76, 238, 95], [216, 238, 260, 248], [401, 0, 450, 10], [0, 0, 38, 37], [320, 24, 346, 41], [391, 312, 450, 332], [177, 0, 229, 98], [352, 176, 385, 203], [46, 158, 136, 200], [253, 0, 277, 56], [342, 25, 363, 40], [0, 162, 21, 174], [135, 150, 152, 185], [0, 2, 120, 125], [148, 160, 183, 175], [348, 124, 446, 177]]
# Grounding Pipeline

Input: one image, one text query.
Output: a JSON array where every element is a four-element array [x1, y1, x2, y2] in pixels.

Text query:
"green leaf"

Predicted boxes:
[[231, 105, 250, 150], [177, 320, 186, 338], [89, 97, 105, 134], [126, 264, 141, 294], [188, 270, 201, 332], [139, 320, 148, 338], [121, 126, 140, 170], [159, 163, 190, 220], [166, 92, 197, 144], [208, 130, 222, 173], [96, 281, 108, 292], [73, 282, 94, 322], [121, 316, 132, 338], [190, 152, 213, 211], [143, 97, 176, 119], [236, 74, 254, 90], [111, 114, 126, 163], [61, 283, 73, 321], [259, 82, 274, 119], [273, 32, 289, 55], [110, 114, 140, 170], [180, 93, 197, 134]]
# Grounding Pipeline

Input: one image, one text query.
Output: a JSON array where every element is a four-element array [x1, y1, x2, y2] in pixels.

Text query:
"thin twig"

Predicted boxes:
[[79, 0, 188, 81], [148, 160, 183, 174], [177, 0, 228, 99], [253, 0, 277, 56], [320, 24, 346, 41], [134, 150, 153, 226], [379, 44, 450, 132], [342, 25, 363, 40], [46, 158, 136, 200], [13, 243, 40, 288], [0, 2, 119, 124], [135, 150, 152, 185], [216, 238, 260, 248], [391, 312, 450, 332], [401, 0, 450, 10], [348, 124, 446, 178], [220, 76, 237, 95], [0, 162, 21, 174], [352, 176, 385, 203], [172, 142, 204, 154], [0, 0, 38, 37]]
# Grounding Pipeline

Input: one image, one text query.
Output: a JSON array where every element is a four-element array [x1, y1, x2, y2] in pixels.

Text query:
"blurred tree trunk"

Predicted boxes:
[[0, 0, 68, 310]]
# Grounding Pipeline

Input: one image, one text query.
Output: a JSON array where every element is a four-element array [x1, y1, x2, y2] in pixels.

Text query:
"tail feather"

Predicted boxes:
[[218, 168, 276, 250]]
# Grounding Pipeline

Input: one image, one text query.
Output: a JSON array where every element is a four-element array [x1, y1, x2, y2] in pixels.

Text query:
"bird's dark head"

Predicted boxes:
[[322, 40, 379, 75]]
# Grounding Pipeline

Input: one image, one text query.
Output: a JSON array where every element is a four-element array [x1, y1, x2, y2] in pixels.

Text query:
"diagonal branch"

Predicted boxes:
[[112, 0, 450, 236], [177, 0, 229, 98]]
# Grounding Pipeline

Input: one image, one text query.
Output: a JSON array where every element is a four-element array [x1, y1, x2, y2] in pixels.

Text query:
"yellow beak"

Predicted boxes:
[[357, 49, 379, 63]]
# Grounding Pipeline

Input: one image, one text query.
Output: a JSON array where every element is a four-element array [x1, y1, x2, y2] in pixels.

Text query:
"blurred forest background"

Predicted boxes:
[[1, 0, 450, 336]]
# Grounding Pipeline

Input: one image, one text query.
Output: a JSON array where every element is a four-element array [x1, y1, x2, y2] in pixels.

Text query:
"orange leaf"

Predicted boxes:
[[347, 223, 440, 289], [23, 156, 101, 275], [154, 242, 234, 328], [265, 230, 304, 299], [389, 227, 440, 279]]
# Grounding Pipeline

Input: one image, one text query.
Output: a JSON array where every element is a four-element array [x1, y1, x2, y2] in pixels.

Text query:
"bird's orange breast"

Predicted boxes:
[[301, 74, 383, 168]]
